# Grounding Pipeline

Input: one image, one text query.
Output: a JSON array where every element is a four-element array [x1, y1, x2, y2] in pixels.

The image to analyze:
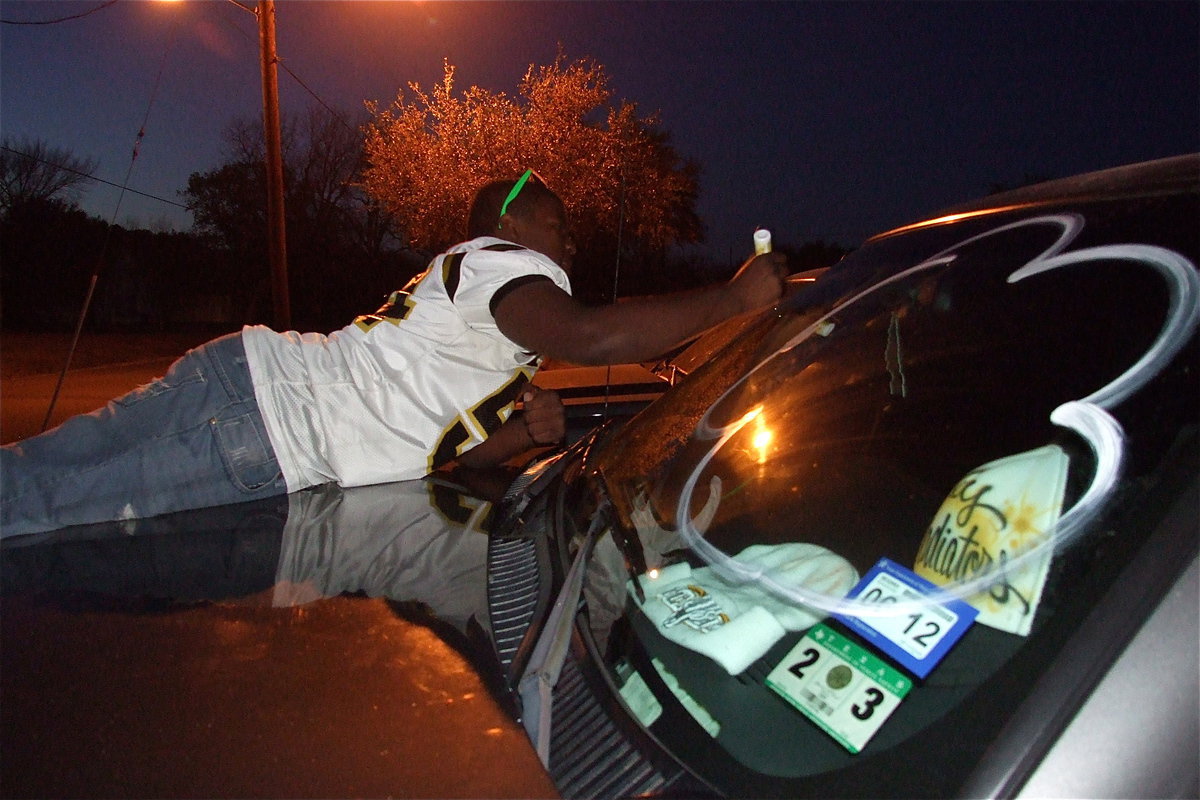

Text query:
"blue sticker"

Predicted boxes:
[[833, 558, 977, 679]]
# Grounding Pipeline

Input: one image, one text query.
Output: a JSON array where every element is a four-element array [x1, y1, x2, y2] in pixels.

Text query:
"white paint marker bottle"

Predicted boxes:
[[754, 228, 772, 255]]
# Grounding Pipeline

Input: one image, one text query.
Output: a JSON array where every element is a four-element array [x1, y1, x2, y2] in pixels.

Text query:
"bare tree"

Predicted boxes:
[[183, 105, 408, 327], [0, 136, 98, 213]]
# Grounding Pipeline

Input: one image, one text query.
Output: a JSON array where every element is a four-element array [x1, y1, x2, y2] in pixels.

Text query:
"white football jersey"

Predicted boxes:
[[243, 237, 572, 491]]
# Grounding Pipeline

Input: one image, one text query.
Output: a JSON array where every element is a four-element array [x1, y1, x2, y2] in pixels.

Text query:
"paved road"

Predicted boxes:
[[1, 357, 173, 444]]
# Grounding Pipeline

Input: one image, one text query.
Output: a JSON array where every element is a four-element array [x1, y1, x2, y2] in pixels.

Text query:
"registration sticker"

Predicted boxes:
[[834, 558, 977, 678], [766, 624, 911, 754]]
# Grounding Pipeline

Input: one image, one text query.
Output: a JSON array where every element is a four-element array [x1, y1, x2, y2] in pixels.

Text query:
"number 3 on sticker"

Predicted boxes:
[[852, 688, 885, 721], [767, 624, 911, 754]]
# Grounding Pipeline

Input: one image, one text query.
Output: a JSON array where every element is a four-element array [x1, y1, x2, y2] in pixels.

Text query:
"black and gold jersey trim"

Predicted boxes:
[[441, 243, 525, 303]]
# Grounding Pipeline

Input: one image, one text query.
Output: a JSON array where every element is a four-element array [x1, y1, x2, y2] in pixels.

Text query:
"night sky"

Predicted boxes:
[[2, 0, 1197, 266]]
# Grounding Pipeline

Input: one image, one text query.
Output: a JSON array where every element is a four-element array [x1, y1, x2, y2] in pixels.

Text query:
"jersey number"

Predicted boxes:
[[429, 369, 532, 470]]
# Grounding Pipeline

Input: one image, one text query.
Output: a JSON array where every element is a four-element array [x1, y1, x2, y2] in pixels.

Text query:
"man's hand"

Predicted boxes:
[[450, 384, 564, 471], [520, 385, 565, 445], [728, 251, 789, 314]]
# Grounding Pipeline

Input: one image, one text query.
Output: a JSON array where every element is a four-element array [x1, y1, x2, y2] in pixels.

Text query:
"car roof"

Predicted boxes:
[[871, 153, 1199, 242]]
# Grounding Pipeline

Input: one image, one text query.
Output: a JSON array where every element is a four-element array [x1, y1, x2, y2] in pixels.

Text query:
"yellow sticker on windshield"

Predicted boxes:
[[913, 444, 1069, 636]]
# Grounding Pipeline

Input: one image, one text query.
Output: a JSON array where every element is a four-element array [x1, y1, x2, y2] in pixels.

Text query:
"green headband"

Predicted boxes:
[[498, 169, 534, 228]]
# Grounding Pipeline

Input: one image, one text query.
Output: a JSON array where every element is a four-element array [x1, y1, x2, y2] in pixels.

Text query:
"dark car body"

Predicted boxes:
[[487, 154, 1200, 798], [531, 269, 830, 444], [2, 156, 1196, 799]]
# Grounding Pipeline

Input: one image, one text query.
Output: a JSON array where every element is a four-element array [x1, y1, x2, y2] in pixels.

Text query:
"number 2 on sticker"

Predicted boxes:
[[787, 648, 820, 679]]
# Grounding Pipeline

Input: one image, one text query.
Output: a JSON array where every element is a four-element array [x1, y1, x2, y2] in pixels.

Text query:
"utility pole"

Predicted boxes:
[[256, 0, 290, 331]]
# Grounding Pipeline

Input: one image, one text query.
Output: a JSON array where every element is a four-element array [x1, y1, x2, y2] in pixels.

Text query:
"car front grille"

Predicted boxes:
[[487, 536, 541, 669], [487, 533, 675, 799], [548, 655, 669, 798]]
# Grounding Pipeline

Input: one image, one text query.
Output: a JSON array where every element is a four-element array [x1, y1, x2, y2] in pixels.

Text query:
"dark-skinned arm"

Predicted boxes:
[[494, 251, 788, 365], [453, 386, 565, 469]]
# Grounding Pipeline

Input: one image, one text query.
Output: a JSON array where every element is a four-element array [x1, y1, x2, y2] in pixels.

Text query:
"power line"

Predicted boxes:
[[1, 145, 189, 210], [1, 0, 119, 25], [212, 3, 359, 136], [37, 12, 185, 432], [5, 2, 357, 215], [279, 59, 360, 136]]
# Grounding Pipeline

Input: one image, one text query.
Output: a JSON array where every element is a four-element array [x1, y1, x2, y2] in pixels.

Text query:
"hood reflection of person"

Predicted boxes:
[[2, 465, 517, 643]]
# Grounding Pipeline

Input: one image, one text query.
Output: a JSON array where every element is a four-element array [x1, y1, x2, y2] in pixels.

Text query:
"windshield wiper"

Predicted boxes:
[[517, 508, 604, 766], [515, 467, 650, 765], [593, 464, 649, 603]]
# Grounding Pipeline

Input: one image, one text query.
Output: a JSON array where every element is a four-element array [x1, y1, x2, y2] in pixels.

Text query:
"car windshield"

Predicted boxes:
[[575, 194, 1198, 793]]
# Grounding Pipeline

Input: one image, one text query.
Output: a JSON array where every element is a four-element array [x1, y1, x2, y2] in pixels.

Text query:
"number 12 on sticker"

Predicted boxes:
[[858, 572, 956, 656], [766, 624, 911, 754], [834, 558, 978, 679]]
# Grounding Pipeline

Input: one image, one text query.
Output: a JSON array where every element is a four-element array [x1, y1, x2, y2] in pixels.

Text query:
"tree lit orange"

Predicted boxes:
[[361, 53, 701, 256]]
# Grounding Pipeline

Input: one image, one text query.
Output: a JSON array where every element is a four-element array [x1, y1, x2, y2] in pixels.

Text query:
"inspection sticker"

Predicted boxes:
[[833, 558, 977, 678], [766, 623, 911, 754]]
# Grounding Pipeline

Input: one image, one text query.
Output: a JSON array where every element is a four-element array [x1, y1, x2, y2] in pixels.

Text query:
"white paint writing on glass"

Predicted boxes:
[[672, 214, 1199, 619]]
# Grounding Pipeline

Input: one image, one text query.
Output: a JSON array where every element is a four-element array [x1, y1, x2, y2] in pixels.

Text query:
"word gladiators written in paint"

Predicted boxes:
[[913, 476, 1032, 615]]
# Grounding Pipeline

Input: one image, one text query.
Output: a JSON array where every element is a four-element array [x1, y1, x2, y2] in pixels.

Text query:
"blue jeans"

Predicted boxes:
[[1, 332, 287, 539]]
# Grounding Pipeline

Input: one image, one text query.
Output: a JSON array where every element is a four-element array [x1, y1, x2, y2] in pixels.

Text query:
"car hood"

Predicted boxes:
[[1, 470, 558, 798]]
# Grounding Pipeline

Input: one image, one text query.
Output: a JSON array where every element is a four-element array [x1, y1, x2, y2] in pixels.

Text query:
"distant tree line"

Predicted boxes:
[[181, 105, 417, 329], [0, 197, 233, 332], [1, 137, 96, 211], [1, 54, 850, 336]]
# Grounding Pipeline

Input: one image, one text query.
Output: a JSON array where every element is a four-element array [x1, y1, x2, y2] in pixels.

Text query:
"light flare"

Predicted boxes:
[[752, 425, 773, 465]]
